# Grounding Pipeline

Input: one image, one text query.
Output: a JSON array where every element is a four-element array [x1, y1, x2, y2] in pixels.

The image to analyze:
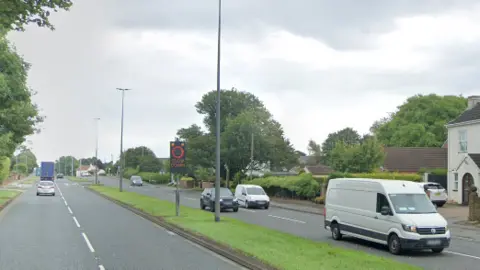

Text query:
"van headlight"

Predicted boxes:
[[402, 224, 417, 233], [233, 198, 238, 202]]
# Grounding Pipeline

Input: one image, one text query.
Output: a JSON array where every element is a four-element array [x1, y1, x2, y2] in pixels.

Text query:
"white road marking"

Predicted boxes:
[[240, 208, 256, 213], [166, 230, 176, 236], [67, 206, 73, 214], [453, 236, 473, 241], [72, 216, 81, 228], [64, 200, 68, 206], [185, 197, 196, 201], [268, 214, 306, 224], [445, 250, 480, 260], [82, 232, 95, 252], [99, 265, 105, 270]]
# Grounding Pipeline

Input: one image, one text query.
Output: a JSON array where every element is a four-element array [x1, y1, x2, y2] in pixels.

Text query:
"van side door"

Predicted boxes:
[[370, 193, 394, 244], [237, 187, 246, 205]]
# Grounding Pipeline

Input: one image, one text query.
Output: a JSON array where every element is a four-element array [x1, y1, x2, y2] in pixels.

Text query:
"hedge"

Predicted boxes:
[[0, 157, 10, 184], [122, 168, 171, 184], [245, 173, 319, 199]]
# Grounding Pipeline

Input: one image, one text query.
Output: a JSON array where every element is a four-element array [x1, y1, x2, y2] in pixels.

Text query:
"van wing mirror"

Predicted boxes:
[[380, 206, 391, 216], [206, 193, 211, 196], [242, 192, 246, 196]]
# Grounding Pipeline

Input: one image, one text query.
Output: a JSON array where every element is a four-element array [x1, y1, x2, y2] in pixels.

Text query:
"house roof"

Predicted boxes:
[[468, 154, 480, 168], [448, 103, 480, 125], [305, 165, 334, 175], [383, 147, 447, 172], [77, 165, 90, 171]]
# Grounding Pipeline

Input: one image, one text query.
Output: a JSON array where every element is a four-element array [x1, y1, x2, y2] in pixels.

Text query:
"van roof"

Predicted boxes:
[[237, 184, 262, 188], [328, 178, 424, 194]]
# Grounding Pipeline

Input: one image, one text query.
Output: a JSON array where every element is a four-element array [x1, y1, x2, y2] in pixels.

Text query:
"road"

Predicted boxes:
[[0, 178, 245, 270], [98, 176, 480, 270]]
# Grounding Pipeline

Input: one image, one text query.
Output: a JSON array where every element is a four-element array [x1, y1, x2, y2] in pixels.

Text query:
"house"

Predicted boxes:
[[76, 164, 97, 177], [446, 95, 480, 205], [304, 165, 334, 176], [383, 147, 447, 173]]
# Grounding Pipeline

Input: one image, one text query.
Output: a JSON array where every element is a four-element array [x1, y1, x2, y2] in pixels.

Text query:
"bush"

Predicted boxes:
[[245, 173, 319, 199], [0, 157, 10, 184], [123, 167, 139, 179], [327, 172, 422, 182], [313, 196, 324, 204], [181, 177, 194, 181], [137, 172, 171, 184]]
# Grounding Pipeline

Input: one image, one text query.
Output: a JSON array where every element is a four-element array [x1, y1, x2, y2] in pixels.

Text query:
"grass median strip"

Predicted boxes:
[[22, 176, 38, 184], [0, 190, 21, 205], [90, 186, 419, 270], [68, 177, 92, 183]]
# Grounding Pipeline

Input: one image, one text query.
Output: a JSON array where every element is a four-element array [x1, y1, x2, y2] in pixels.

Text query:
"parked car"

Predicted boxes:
[[234, 184, 270, 209], [421, 182, 447, 207], [56, 173, 64, 179], [200, 187, 239, 212], [324, 178, 450, 255], [130, 175, 143, 186], [36, 181, 55, 196]]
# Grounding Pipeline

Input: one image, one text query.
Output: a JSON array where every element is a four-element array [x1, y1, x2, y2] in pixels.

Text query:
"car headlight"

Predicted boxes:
[[219, 198, 223, 202], [402, 224, 417, 233]]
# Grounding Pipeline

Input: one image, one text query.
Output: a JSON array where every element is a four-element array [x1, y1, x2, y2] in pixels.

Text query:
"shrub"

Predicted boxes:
[[123, 167, 139, 179], [137, 172, 171, 184], [0, 157, 10, 184], [313, 196, 324, 204], [246, 173, 319, 199], [181, 177, 193, 181]]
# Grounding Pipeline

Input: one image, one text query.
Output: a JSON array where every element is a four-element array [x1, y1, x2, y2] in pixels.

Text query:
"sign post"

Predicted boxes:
[[170, 139, 186, 216]]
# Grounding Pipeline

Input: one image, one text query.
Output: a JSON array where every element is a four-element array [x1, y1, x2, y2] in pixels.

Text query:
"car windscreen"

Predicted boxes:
[[246, 187, 265, 195], [131, 177, 141, 181], [219, 188, 233, 196], [39, 182, 54, 187], [388, 193, 437, 214]]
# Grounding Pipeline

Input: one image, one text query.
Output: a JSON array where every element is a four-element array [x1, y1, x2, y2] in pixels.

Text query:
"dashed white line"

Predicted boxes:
[[64, 200, 68, 206], [82, 232, 95, 252], [72, 216, 81, 228], [268, 214, 306, 224], [185, 197, 196, 201], [240, 208, 256, 213], [445, 250, 480, 260], [67, 206, 73, 214]]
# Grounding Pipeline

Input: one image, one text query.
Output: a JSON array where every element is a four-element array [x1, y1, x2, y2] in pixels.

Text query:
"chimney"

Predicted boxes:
[[467, 95, 480, 110]]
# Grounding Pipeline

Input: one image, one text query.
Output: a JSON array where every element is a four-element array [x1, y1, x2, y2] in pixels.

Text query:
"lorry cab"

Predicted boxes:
[[324, 178, 450, 255]]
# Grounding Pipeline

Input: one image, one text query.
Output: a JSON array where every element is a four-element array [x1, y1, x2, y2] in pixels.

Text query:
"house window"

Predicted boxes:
[[459, 130, 468, 153], [454, 173, 459, 190]]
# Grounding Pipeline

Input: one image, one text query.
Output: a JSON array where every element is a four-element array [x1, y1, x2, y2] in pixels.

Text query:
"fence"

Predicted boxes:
[[427, 174, 447, 189]]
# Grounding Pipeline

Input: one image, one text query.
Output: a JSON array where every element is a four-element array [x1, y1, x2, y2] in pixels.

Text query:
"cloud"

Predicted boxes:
[[6, 0, 480, 163]]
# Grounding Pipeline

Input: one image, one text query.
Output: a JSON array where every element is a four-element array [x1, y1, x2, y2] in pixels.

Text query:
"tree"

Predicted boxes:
[[307, 139, 322, 164], [11, 148, 37, 173], [329, 137, 385, 173], [55, 156, 78, 175], [322, 127, 361, 165], [177, 88, 297, 179], [372, 94, 467, 147], [0, 33, 43, 159], [122, 146, 160, 172], [0, 0, 73, 31]]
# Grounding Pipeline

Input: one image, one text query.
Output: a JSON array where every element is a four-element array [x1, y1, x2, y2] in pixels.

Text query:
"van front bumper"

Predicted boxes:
[[400, 237, 450, 250]]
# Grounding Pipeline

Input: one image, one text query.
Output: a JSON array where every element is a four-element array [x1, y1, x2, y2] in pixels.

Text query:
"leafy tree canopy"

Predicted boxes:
[[372, 94, 467, 147], [12, 146, 37, 173], [330, 137, 385, 173], [121, 146, 161, 173], [321, 127, 361, 165], [0, 0, 72, 31]]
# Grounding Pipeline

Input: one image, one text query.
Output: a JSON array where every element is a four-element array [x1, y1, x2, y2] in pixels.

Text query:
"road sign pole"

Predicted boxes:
[[175, 174, 180, 216], [170, 140, 186, 217]]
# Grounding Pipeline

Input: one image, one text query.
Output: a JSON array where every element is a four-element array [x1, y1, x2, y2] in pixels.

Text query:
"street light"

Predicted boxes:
[[94, 117, 100, 184], [117, 87, 131, 192], [214, 0, 222, 222]]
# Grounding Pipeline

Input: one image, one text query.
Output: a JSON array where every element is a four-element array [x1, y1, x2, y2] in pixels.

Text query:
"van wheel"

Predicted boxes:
[[432, 248, 444, 253], [331, 223, 342, 240], [388, 234, 402, 255]]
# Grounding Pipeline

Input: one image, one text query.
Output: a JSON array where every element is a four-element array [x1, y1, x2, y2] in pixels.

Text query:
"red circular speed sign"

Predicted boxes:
[[171, 145, 185, 159]]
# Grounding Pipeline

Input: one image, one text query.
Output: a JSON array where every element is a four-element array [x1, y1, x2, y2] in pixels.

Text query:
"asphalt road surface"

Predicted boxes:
[[0, 178, 245, 270], [97, 176, 480, 270]]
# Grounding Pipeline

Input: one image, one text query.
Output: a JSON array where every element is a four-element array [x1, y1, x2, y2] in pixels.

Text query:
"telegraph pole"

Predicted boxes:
[[214, 0, 222, 222], [94, 117, 100, 184], [117, 88, 131, 192]]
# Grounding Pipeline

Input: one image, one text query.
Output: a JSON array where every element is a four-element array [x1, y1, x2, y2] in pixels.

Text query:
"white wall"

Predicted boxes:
[[447, 123, 480, 203]]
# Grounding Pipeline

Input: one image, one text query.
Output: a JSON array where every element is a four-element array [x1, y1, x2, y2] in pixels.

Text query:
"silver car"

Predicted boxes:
[[37, 181, 55, 196], [130, 175, 143, 186]]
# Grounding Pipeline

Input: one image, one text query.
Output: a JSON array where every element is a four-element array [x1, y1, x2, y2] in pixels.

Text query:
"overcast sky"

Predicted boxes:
[[7, 0, 480, 163]]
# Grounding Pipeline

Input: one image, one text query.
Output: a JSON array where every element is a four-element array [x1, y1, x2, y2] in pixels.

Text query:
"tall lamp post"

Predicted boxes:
[[214, 0, 222, 222], [94, 117, 100, 184], [117, 87, 131, 192]]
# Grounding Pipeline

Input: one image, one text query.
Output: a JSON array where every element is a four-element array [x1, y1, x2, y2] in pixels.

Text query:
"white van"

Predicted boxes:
[[235, 184, 270, 209], [324, 178, 450, 255]]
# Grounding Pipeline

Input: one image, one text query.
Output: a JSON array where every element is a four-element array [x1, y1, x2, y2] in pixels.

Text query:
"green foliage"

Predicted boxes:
[[55, 156, 79, 175], [246, 174, 320, 199], [137, 172, 171, 184], [123, 167, 139, 179], [122, 146, 161, 173], [181, 177, 194, 181], [328, 172, 422, 182], [0, 156, 10, 183], [0, 33, 43, 157], [418, 168, 448, 176], [329, 137, 385, 173], [13, 162, 27, 174], [322, 127, 361, 165], [307, 139, 322, 165], [0, 0, 72, 31], [372, 94, 467, 147], [12, 148, 37, 173]]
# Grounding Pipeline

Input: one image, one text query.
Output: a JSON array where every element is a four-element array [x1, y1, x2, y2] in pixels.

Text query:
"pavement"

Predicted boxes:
[[97, 176, 480, 270], [0, 178, 245, 270]]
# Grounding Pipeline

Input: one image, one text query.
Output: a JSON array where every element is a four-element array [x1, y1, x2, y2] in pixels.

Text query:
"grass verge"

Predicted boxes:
[[0, 190, 21, 206], [22, 176, 38, 184], [90, 186, 420, 270], [68, 176, 93, 183]]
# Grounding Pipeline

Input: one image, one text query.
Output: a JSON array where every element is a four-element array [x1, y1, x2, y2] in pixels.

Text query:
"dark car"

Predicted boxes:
[[130, 175, 143, 186], [56, 173, 64, 179], [200, 187, 239, 212]]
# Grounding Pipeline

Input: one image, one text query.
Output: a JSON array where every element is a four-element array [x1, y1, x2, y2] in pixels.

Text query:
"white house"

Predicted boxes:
[[446, 95, 480, 205]]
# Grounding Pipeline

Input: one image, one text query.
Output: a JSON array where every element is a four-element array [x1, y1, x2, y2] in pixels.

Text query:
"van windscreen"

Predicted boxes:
[[388, 194, 437, 214], [246, 187, 265, 195]]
